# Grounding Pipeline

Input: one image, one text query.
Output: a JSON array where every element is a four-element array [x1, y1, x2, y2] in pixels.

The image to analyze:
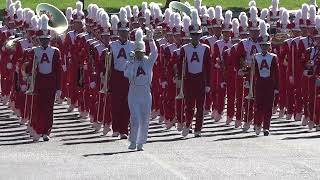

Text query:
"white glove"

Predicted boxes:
[[83, 64, 88, 70], [62, 65, 67, 72], [161, 81, 168, 89], [100, 72, 104, 79], [20, 85, 27, 92], [175, 80, 182, 88], [214, 63, 221, 69], [90, 82, 96, 89], [283, 60, 288, 66], [220, 82, 227, 89], [56, 90, 62, 98], [274, 90, 279, 94], [303, 70, 312, 77], [238, 69, 245, 77], [289, 76, 294, 84], [205, 86, 211, 93], [6, 62, 13, 70]]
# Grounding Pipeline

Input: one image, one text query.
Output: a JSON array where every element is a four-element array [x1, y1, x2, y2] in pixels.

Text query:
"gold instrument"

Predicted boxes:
[[176, 56, 186, 100], [26, 54, 37, 94], [271, 32, 291, 45], [100, 52, 112, 94], [245, 54, 256, 100], [169, 1, 192, 17], [36, 3, 69, 35]]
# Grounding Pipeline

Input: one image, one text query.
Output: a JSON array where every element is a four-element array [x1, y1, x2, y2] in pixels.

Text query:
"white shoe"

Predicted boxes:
[[211, 110, 218, 119], [43, 134, 50, 141], [177, 123, 183, 132], [272, 106, 278, 114], [255, 126, 262, 135], [242, 122, 250, 132], [279, 109, 285, 118], [226, 116, 233, 125], [286, 114, 293, 120], [295, 113, 303, 121], [203, 109, 210, 116], [103, 126, 111, 135], [159, 116, 165, 123], [214, 113, 222, 122], [89, 115, 94, 123], [32, 133, 41, 142], [316, 125, 320, 131], [165, 120, 174, 130], [112, 132, 120, 137], [94, 123, 102, 131], [137, 144, 144, 151], [128, 142, 136, 150], [308, 121, 315, 130], [182, 126, 190, 137], [194, 131, 201, 137], [67, 105, 74, 112], [302, 117, 309, 126], [235, 120, 242, 128]]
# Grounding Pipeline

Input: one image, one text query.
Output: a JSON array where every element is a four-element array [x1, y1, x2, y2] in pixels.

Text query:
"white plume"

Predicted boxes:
[[66, 7, 73, 21], [8, 4, 15, 17], [239, 12, 248, 28], [40, 14, 49, 31], [182, 15, 191, 32], [133, 6, 139, 17], [76, 1, 83, 12], [169, 13, 175, 28], [141, 2, 148, 14], [119, 7, 128, 23], [16, 8, 23, 21], [207, 7, 215, 20], [259, 20, 268, 36], [14, 0, 21, 10], [260, 8, 268, 20], [215, 5, 223, 20], [316, 15, 320, 29], [280, 9, 290, 25], [249, 6, 258, 20], [31, 15, 39, 30], [272, 0, 279, 10], [248, 0, 256, 7], [191, 9, 201, 26], [6, 0, 13, 9], [125, 5, 132, 19], [310, 5, 317, 24], [101, 13, 111, 28], [232, 18, 240, 35], [301, 3, 310, 20], [175, 13, 182, 27], [111, 15, 119, 30], [164, 8, 172, 24], [224, 10, 232, 25], [145, 9, 151, 25]]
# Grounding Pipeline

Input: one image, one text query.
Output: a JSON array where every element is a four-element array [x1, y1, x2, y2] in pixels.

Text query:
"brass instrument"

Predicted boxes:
[[26, 54, 37, 94], [100, 52, 112, 94], [245, 54, 256, 100], [176, 56, 186, 100], [169, 1, 192, 17]]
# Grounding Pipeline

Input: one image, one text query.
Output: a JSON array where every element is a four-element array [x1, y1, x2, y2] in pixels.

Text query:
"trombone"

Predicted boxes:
[[245, 52, 256, 100], [100, 52, 112, 94], [176, 56, 186, 100]]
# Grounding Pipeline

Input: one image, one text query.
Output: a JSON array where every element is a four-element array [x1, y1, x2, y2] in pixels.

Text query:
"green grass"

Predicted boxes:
[[0, 0, 312, 13]]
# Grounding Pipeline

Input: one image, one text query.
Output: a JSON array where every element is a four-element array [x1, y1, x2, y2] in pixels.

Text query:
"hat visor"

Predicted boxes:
[[39, 35, 51, 39], [249, 27, 260, 31], [222, 29, 232, 32], [190, 30, 202, 34], [260, 41, 271, 45], [135, 49, 146, 53], [118, 27, 130, 31]]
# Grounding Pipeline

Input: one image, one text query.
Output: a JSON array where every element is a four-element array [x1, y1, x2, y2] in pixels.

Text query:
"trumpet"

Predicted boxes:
[[245, 54, 256, 100], [176, 56, 186, 100], [100, 52, 112, 94], [26, 54, 37, 94]]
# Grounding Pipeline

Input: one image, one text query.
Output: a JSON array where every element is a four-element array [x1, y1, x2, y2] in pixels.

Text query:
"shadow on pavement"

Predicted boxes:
[[83, 150, 136, 157]]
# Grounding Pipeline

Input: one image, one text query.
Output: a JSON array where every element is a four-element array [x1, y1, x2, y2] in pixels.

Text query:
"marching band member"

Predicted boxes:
[[304, 16, 320, 130], [235, 6, 262, 132], [22, 14, 62, 141], [211, 10, 233, 123], [203, 6, 224, 116], [253, 21, 279, 136], [108, 11, 134, 139], [125, 28, 158, 151], [178, 9, 211, 137]]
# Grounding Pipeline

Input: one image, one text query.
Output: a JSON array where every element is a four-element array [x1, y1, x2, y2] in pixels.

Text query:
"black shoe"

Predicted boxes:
[[43, 135, 50, 141], [263, 130, 269, 136], [120, 134, 128, 139]]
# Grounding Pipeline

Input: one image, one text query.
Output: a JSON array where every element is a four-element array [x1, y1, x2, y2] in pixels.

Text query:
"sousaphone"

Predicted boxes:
[[169, 1, 192, 17], [36, 3, 68, 35]]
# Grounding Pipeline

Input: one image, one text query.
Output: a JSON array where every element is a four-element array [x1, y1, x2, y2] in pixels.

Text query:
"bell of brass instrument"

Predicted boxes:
[[100, 52, 112, 94], [176, 56, 186, 100]]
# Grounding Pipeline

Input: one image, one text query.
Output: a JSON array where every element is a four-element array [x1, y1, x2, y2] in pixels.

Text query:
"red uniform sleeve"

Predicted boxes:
[[54, 49, 62, 90], [204, 47, 211, 87], [271, 56, 279, 90]]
